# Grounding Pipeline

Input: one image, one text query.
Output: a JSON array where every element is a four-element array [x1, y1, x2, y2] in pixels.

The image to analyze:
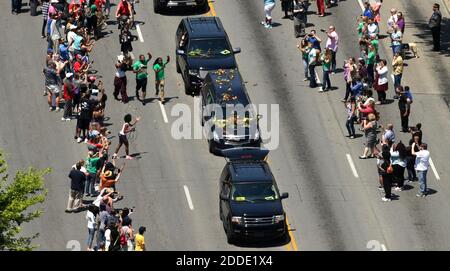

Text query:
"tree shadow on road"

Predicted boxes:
[[407, 18, 450, 56]]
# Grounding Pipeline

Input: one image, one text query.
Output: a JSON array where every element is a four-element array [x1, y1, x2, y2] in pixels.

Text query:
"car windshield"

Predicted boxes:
[[187, 39, 232, 58], [231, 183, 279, 202]]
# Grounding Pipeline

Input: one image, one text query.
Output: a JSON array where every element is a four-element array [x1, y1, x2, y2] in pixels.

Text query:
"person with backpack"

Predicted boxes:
[[120, 220, 134, 251]]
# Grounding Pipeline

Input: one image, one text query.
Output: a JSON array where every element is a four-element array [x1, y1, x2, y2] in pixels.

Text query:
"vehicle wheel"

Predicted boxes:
[[208, 140, 215, 154], [199, 0, 209, 13], [153, 0, 161, 13], [226, 220, 236, 244], [176, 60, 181, 73]]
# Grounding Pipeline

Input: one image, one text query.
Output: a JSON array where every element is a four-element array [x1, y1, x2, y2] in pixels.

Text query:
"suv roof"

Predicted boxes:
[[229, 162, 273, 183], [183, 17, 227, 39], [205, 69, 251, 106]]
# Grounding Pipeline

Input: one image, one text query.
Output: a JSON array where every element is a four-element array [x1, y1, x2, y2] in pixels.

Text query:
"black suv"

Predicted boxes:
[[154, 0, 208, 13], [219, 148, 289, 244], [200, 69, 261, 155], [175, 17, 241, 95]]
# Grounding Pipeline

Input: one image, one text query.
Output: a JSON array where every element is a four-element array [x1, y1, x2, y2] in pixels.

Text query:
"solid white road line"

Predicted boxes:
[[391, 74, 395, 83], [136, 24, 144, 43], [429, 157, 441, 180], [357, 0, 365, 11], [159, 101, 169, 123], [183, 185, 195, 210], [346, 154, 360, 178]]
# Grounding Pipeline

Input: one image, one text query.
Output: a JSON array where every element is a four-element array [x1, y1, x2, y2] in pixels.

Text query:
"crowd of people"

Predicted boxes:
[[38, 0, 148, 251], [291, 0, 436, 202]]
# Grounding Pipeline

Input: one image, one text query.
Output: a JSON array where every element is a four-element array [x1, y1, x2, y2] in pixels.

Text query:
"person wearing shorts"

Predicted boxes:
[[113, 114, 140, 160]]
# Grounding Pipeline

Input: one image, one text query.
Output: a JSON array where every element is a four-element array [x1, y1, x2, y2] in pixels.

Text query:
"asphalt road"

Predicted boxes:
[[1, 0, 450, 251]]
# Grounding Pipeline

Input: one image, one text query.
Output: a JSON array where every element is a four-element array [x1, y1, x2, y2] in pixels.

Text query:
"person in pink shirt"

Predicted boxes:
[[325, 25, 339, 73], [371, 0, 382, 24]]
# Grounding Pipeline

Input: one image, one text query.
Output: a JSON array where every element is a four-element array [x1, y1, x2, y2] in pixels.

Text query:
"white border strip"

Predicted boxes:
[[136, 24, 144, 43], [429, 157, 441, 180], [346, 154, 360, 178], [159, 101, 169, 123], [183, 185, 195, 210]]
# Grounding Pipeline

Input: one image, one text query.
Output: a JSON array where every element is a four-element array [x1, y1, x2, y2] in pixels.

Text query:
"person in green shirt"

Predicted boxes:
[[320, 48, 332, 91], [133, 52, 152, 105], [153, 56, 170, 104], [85, 151, 102, 196], [369, 35, 379, 55], [367, 44, 376, 86]]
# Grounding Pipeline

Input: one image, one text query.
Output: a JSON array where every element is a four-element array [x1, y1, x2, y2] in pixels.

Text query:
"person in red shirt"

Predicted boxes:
[[73, 54, 86, 76], [63, 73, 75, 121], [116, 0, 132, 18]]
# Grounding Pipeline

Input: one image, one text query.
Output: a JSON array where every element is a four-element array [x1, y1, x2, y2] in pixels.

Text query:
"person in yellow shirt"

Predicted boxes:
[[135, 226, 146, 251], [392, 52, 403, 95]]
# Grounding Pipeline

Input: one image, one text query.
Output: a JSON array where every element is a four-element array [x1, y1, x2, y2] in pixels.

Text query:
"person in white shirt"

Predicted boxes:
[[412, 143, 430, 197], [387, 8, 398, 32], [86, 205, 98, 251]]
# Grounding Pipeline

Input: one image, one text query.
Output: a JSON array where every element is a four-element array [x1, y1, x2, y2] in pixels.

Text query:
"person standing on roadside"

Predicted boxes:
[[316, 0, 325, 17], [362, 2, 373, 19], [293, 0, 307, 38], [391, 142, 407, 191], [133, 52, 152, 105], [325, 25, 338, 73], [86, 205, 99, 251], [359, 113, 379, 159], [66, 161, 87, 213], [320, 48, 332, 91], [381, 124, 395, 147], [390, 25, 402, 56], [41, 0, 51, 38], [62, 73, 75, 121], [374, 59, 388, 104], [135, 226, 146, 251], [153, 56, 170, 104], [345, 96, 357, 139], [392, 52, 403, 92], [261, 0, 276, 29], [342, 57, 356, 102], [366, 44, 376, 85], [85, 151, 101, 197], [281, 0, 293, 19], [429, 3, 442, 51], [297, 38, 310, 81], [307, 42, 318, 88], [371, 0, 382, 24], [398, 93, 410, 133], [412, 143, 430, 197], [378, 151, 393, 202], [387, 8, 398, 34]]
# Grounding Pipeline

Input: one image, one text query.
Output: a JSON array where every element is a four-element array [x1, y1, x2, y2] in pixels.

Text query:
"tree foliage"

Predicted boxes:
[[0, 151, 49, 251]]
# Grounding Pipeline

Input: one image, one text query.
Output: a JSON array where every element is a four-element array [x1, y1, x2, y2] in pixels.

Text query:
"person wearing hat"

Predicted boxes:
[[62, 73, 75, 121], [135, 226, 146, 251], [99, 164, 123, 191]]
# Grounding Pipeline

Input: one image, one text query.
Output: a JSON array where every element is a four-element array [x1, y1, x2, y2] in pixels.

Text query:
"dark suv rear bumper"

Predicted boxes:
[[232, 223, 287, 240]]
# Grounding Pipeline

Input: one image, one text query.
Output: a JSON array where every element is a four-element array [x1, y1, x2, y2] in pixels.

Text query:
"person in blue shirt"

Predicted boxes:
[[307, 30, 322, 52], [363, 2, 373, 19], [351, 77, 364, 97]]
